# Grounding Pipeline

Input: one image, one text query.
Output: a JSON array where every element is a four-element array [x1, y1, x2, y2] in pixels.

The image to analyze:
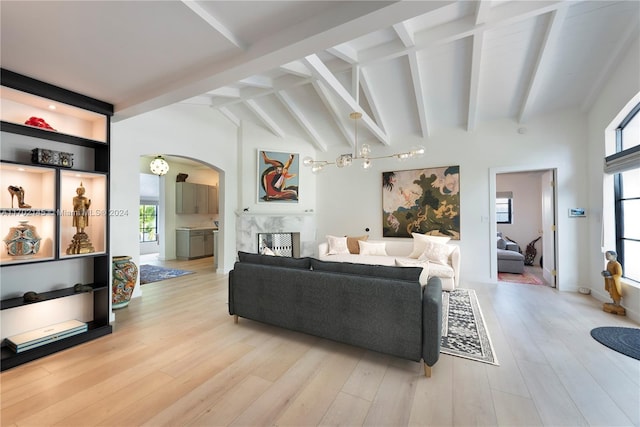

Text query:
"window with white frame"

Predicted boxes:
[[606, 102, 640, 283]]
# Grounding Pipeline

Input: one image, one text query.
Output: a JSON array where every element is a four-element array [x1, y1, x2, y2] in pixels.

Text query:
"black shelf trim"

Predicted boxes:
[[1, 69, 113, 116], [1, 283, 108, 310], [0, 324, 112, 371], [1, 121, 108, 149]]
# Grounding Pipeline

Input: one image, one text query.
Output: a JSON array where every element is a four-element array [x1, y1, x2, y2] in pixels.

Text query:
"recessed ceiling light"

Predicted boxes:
[[48, 104, 56, 110]]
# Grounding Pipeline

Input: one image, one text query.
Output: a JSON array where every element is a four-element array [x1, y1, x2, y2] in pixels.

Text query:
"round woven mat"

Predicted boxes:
[[590, 326, 640, 360]]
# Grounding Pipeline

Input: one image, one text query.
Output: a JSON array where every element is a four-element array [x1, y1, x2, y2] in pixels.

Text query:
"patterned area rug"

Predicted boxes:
[[498, 271, 543, 285], [140, 264, 194, 285], [441, 289, 499, 365]]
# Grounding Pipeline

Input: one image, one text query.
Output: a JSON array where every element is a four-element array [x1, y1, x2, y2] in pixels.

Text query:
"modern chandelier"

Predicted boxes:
[[302, 112, 425, 174], [149, 155, 170, 176]]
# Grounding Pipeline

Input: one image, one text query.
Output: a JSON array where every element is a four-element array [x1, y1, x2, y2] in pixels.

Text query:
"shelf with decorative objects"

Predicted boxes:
[[0, 68, 113, 371]]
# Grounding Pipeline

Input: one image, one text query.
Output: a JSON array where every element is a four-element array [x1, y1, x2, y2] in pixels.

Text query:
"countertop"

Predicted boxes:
[[176, 227, 218, 231]]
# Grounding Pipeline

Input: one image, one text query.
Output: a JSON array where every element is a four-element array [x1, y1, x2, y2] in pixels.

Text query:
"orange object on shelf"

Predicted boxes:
[[24, 116, 56, 131]]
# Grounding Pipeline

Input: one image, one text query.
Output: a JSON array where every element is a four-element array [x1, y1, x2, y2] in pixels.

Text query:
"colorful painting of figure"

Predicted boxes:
[[258, 150, 299, 203], [382, 166, 460, 238]]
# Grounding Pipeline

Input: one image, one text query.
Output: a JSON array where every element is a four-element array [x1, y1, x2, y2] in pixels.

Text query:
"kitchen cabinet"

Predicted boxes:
[[176, 182, 217, 214], [176, 228, 215, 260]]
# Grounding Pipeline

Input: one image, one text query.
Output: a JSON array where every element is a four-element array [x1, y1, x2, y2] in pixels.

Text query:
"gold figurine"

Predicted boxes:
[[601, 250, 625, 316], [66, 182, 95, 255]]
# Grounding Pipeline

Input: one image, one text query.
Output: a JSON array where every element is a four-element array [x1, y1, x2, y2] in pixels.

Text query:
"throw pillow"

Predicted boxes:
[[497, 237, 507, 250], [408, 233, 452, 258], [358, 240, 387, 256], [395, 258, 429, 286], [418, 240, 451, 265], [326, 235, 350, 255], [261, 247, 276, 256], [346, 235, 368, 254]]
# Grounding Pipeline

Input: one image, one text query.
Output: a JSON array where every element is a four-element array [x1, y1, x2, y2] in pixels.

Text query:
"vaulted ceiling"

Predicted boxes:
[[2, 1, 638, 153]]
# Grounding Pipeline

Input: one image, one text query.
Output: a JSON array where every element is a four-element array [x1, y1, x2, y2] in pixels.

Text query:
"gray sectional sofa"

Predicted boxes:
[[497, 232, 525, 273], [228, 252, 443, 377]]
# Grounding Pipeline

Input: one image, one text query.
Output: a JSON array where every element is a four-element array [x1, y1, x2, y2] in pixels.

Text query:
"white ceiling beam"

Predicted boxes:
[[118, 1, 453, 120], [312, 81, 355, 149], [217, 107, 240, 127], [393, 22, 415, 47], [518, 6, 568, 123], [207, 87, 241, 98], [239, 75, 273, 89], [352, 66, 360, 103], [467, 31, 484, 132], [328, 44, 359, 64], [275, 91, 328, 152], [303, 54, 390, 146], [180, 0, 245, 50], [360, 68, 387, 135], [279, 61, 312, 78], [245, 99, 285, 138], [475, 0, 492, 25], [407, 50, 430, 138], [359, 1, 567, 66]]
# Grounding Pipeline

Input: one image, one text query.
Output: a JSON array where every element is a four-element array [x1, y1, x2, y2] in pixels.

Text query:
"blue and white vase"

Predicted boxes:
[[3, 220, 41, 259]]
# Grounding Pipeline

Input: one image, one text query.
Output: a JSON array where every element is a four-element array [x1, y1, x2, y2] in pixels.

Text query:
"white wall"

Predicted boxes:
[[111, 103, 237, 310], [496, 171, 544, 266], [586, 35, 640, 322], [314, 109, 589, 292]]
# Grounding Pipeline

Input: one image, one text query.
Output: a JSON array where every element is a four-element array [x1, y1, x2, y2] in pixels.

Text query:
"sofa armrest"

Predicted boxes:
[[505, 242, 520, 252], [449, 245, 461, 288], [422, 277, 442, 367]]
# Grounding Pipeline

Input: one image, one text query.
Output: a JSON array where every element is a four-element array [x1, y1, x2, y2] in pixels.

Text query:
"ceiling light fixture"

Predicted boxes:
[[150, 155, 170, 176], [302, 112, 424, 174]]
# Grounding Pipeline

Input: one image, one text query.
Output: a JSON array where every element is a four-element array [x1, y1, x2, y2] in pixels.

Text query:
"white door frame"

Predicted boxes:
[[489, 165, 559, 286]]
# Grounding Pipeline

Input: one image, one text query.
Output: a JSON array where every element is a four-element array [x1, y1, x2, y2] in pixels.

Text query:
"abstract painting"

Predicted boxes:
[[382, 166, 460, 238], [257, 150, 299, 203]]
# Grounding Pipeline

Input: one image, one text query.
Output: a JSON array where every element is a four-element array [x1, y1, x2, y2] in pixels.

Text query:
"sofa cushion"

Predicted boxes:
[[427, 262, 454, 278], [327, 235, 350, 255], [346, 235, 368, 254], [497, 249, 525, 261], [497, 237, 507, 250], [358, 240, 388, 256], [409, 233, 452, 258], [237, 251, 311, 269], [310, 258, 421, 282]]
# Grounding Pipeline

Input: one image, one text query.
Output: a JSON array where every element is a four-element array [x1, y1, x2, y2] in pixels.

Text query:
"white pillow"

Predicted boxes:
[[408, 233, 451, 258], [326, 235, 350, 255], [418, 239, 451, 265], [261, 247, 276, 256], [395, 258, 430, 286], [358, 240, 387, 256]]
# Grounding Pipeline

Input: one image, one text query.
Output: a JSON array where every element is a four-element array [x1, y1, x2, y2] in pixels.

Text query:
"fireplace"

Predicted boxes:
[[258, 232, 300, 257], [236, 212, 316, 257]]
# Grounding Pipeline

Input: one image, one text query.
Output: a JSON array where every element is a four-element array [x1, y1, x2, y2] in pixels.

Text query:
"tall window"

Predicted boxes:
[[496, 192, 513, 224], [608, 102, 640, 282], [139, 204, 158, 243]]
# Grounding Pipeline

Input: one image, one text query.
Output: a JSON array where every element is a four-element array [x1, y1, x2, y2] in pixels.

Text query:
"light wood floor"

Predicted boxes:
[[2, 255, 639, 426]]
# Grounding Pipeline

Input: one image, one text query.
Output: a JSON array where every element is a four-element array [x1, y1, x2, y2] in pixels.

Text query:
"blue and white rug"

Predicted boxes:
[[441, 289, 499, 365], [140, 264, 194, 285]]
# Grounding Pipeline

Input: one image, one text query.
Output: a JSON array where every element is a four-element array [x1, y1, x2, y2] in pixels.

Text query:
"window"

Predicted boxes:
[[139, 204, 158, 243], [608, 102, 640, 282], [496, 192, 513, 224]]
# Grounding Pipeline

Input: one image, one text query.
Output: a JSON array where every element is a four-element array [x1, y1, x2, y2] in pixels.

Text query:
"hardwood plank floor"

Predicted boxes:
[[2, 254, 639, 426]]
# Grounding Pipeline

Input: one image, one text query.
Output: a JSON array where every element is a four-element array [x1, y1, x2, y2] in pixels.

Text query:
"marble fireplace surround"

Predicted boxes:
[[236, 212, 316, 257]]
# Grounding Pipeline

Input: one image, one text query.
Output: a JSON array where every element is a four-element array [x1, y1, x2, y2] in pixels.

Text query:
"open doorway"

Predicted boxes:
[[491, 168, 557, 287]]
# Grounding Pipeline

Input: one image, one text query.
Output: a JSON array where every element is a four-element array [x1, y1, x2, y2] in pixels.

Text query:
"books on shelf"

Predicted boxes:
[[5, 320, 87, 353]]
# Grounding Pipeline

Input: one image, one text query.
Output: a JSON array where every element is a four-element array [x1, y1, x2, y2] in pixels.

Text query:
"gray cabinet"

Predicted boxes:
[[176, 228, 215, 259], [176, 182, 217, 214]]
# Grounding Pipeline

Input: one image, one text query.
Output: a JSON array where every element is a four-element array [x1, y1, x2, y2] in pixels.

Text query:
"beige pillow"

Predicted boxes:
[[346, 235, 368, 254], [418, 239, 451, 265], [409, 233, 451, 258], [358, 240, 387, 256], [326, 235, 350, 255]]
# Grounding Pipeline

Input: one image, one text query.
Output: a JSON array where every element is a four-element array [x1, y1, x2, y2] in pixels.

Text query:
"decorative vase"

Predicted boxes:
[[3, 220, 42, 259], [112, 256, 138, 309]]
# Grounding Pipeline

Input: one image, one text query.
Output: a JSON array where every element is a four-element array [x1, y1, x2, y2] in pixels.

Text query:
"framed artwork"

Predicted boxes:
[[257, 150, 299, 203], [568, 208, 586, 217], [382, 166, 460, 239]]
